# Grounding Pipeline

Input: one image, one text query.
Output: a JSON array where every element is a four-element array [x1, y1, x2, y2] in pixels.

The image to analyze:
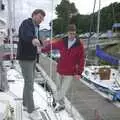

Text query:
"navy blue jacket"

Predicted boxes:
[[17, 18, 39, 60]]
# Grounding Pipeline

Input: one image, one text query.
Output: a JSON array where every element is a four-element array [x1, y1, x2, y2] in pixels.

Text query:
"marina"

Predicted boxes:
[[0, 0, 120, 120]]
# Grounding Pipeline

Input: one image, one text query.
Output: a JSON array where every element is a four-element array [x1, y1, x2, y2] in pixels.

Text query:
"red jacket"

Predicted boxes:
[[42, 37, 85, 76]]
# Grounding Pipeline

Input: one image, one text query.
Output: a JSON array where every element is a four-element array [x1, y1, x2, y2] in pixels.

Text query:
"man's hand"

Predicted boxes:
[[32, 38, 40, 47], [43, 40, 50, 47], [37, 46, 42, 53]]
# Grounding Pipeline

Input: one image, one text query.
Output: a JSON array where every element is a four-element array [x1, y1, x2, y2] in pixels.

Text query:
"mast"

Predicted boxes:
[[95, 0, 101, 65], [50, 0, 54, 82], [86, 0, 97, 65], [7, 0, 13, 62], [96, 0, 101, 44]]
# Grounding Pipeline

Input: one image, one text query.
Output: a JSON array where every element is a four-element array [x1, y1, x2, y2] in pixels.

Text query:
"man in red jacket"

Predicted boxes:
[[41, 24, 85, 112]]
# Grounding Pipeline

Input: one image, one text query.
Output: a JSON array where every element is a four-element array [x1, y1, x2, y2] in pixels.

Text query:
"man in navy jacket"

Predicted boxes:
[[17, 9, 45, 120]]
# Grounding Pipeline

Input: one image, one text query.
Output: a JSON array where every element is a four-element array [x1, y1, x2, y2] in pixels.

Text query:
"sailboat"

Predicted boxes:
[[82, 0, 120, 102], [0, 60, 82, 120], [0, 0, 83, 120]]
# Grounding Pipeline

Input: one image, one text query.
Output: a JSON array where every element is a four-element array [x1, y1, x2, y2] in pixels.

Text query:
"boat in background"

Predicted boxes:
[[0, 43, 17, 60], [82, 65, 120, 101]]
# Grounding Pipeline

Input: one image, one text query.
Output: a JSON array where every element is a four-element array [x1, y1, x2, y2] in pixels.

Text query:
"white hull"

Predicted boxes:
[[0, 61, 81, 120], [82, 66, 120, 94]]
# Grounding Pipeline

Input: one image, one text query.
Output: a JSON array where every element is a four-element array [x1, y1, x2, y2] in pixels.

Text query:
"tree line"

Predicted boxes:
[[51, 0, 120, 35]]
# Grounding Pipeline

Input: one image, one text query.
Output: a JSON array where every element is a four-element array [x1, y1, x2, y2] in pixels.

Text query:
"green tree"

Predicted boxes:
[[52, 1, 120, 35], [53, 0, 78, 34]]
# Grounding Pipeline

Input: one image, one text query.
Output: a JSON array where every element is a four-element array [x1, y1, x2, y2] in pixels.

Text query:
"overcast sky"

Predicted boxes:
[[14, 0, 120, 30], [69, 0, 120, 14]]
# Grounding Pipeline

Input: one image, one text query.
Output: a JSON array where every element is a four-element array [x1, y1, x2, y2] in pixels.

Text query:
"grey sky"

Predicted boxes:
[[69, 0, 120, 14], [14, 0, 120, 29]]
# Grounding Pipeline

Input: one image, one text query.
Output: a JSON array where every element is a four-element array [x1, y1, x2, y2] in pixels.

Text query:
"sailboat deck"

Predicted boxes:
[[39, 54, 120, 120], [0, 62, 76, 120]]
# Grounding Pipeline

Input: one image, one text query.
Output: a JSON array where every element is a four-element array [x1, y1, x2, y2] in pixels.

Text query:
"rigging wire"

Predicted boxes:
[[45, 0, 53, 108], [112, 3, 117, 32], [85, 0, 100, 66], [96, 0, 101, 43], [12, 0, 16, 65], [45, 0, 60, 119], [86, 0, 96, 58], [95, 0, 101, 65], [7, 0, 14, 64]]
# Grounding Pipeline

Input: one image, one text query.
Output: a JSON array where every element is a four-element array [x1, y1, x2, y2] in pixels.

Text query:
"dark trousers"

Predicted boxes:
[[19, 60, 36, 113]]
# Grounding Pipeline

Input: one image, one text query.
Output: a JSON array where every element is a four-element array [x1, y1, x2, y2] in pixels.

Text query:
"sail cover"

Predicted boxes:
[[112, 23, 120, 28], [96, 45, 119, 65]]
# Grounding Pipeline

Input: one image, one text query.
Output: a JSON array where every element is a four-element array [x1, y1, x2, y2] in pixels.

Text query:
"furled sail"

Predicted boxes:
[[96, 45, 119, 65]]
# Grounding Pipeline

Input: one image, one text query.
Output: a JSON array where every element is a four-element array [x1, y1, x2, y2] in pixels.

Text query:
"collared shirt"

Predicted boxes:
[[32, 19, 39, 39], [35, 25, 39, 39], [68, 38, 76, 48]]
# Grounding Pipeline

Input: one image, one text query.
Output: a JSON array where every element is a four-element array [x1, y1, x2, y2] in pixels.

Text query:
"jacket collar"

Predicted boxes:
[[63, 36, 81, 48], [28, 18, 39, 28]]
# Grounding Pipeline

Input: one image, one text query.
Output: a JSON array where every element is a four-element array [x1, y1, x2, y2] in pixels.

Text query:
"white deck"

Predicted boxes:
[[0, 61, 75, 120]]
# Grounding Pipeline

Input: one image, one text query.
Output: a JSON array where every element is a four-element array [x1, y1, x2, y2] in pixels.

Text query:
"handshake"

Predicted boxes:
[[32, 38, 50, 53], [32, 38, 50, 47]]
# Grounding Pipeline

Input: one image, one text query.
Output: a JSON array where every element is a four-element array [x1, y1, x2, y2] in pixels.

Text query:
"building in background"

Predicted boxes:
[[39, 29, 51, 39], [0, 0, 8, 43]]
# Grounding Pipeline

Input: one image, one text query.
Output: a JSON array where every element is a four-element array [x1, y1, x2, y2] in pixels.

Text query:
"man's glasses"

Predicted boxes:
[[68, 32, 76, 35]]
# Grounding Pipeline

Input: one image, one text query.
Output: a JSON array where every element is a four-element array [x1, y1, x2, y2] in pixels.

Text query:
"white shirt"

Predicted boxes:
[[68, 38, 76, 49], [35, 26, 39, 39]]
